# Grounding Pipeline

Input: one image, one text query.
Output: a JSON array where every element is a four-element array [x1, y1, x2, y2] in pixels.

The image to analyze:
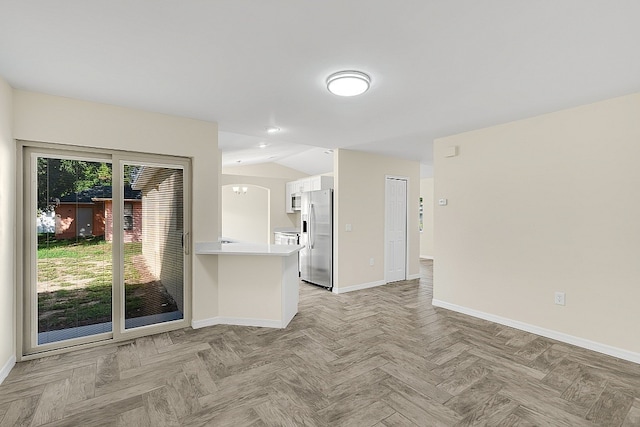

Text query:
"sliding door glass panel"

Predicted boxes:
[[123, 164, 184, 329], [36, 156, 113, 344]]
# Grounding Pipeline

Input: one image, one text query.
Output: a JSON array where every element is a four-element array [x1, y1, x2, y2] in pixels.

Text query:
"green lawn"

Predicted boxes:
[[37, 236, 151, 332], [37, 235, 112, 259]]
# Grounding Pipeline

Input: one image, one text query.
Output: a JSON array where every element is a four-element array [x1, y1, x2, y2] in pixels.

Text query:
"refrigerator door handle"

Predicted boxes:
[[310, 202, 315, 249]]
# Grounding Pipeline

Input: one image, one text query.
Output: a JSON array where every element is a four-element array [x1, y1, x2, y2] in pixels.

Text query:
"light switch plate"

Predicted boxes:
[[438, 198, 448, 206]]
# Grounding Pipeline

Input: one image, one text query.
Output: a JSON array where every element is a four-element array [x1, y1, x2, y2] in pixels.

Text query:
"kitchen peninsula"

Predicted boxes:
[[195, 242, 302, 328]]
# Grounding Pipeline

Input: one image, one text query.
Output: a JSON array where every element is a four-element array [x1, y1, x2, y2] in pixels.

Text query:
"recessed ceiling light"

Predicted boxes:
[[258, 142, 268, 149], [265, 126, 280, 134], [326, 70, 371, 97]]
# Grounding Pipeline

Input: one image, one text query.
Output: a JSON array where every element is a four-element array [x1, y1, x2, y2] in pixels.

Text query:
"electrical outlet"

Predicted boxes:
[[554, 292, 566, 306], [370, 258, 374, 266]]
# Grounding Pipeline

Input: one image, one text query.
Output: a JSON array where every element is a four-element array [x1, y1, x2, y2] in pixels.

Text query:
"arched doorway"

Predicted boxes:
[[221, 184, 270, 244]]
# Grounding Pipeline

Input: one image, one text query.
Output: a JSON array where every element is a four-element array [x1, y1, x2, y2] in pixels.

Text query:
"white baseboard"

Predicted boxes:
[[192, 316, 284, 329], [282, 311, 297, 329], [0, 355, 16, 385], [420, 256, 434, 260], [333, 280, 386, 294], [432, 299, 640, 365], [407, 273, 421, 280]]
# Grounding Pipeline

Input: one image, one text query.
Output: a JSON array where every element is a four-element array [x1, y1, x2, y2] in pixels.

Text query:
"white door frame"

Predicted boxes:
[[384, 175, 410, 283]]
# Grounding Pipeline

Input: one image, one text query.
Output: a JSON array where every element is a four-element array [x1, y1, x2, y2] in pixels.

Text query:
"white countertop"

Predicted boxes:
[[195, 242, 303, 256], [273, 227, 300, 234]]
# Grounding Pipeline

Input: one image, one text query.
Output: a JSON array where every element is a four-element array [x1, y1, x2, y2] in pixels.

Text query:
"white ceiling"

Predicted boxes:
[[1, 1, 639, 177]]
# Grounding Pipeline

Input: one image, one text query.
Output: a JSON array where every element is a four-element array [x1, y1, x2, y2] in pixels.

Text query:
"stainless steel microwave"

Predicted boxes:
[[292, 193, 302, 210]]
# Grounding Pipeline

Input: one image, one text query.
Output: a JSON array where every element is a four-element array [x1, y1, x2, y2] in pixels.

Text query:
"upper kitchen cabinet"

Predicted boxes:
[[285, 175, 333, 213], [307, 176, 333, 192], [285, 181, 294, 213]]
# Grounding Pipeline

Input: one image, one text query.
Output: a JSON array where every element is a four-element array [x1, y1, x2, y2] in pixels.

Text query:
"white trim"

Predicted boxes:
[[407, 273, 421, 280], [283, 310, 297, 328], [192, 316, 284, 329], [332, 280, 386, 294], [431, 299, 640, 365], [420, 255, 434, 260], [0, 355, 16, 385]]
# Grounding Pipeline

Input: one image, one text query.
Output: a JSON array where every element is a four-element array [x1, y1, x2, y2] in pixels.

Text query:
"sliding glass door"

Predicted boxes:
[[120, 162, 186, 330], [33, 154, 114, 346], [23, 146, 190, 355]]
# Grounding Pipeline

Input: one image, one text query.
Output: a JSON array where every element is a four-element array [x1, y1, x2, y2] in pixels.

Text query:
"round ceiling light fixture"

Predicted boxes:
[[265, 126, 280, 134], [326, 70, 371, 97]]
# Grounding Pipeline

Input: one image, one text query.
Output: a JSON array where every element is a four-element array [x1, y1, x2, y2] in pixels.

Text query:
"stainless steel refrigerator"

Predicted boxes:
[[300, 189, 333, 289]]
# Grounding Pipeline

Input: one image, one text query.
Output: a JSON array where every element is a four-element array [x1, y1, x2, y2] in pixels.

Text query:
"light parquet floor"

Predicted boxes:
[[2, 259, 640, 426]]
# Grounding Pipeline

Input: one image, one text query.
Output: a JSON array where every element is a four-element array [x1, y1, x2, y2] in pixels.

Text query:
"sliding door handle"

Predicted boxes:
[[182, 232, 190, 255]]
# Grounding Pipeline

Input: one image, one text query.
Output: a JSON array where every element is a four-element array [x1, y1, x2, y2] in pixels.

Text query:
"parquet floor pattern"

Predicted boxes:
[[2, 260, 640, 426]]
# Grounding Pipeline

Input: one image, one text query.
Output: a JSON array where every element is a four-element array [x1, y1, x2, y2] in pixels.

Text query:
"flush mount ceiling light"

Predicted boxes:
[[265, 126, 280, 134], [326, 70, 371, 97], [258, 142, 269, 148]]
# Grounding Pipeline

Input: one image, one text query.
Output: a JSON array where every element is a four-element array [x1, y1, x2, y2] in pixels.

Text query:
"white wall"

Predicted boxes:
[[420, 178, 434, 259], [0, 76, 15, 382], [221, 174, 299, 242], [12, 90, 221, 330], [434, 93, 640, 360], [222, 184, 269, 244], [223, 162, 309, 180], [334, 149, 420, 291]]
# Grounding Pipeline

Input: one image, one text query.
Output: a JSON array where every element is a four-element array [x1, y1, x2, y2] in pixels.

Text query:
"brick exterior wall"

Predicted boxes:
[[104, 200, 143, 243], [54, 202, 105, 240]]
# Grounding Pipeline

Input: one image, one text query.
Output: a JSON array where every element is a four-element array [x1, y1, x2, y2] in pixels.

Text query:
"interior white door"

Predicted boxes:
[[385, 178, 407, 283]]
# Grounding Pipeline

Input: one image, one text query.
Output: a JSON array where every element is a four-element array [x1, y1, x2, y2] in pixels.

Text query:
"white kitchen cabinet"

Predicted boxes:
[[299, 178, 311, 193], [285, 175, 333, 213], [285, 181, 295, 213], [307, 175, 333, 191]]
